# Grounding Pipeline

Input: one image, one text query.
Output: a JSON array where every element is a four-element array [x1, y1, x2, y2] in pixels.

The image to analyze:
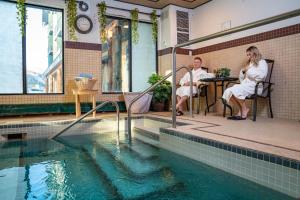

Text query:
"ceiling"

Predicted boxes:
[[115, 0, 211, 9]]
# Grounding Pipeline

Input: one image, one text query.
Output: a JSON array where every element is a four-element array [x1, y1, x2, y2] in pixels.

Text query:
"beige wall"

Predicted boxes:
[[158, 54, 194, 83], [0, 48, 123, 105], [161, 33, 300, 120]]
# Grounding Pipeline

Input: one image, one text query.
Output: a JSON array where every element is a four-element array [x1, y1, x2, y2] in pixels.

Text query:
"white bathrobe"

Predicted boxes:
[[222, 59, 268, 102], [176, 68, 213, 97]]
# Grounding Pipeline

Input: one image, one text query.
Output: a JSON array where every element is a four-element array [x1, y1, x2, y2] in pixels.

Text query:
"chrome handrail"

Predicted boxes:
[[50, 101, 120, 139], [127, 65, 193, 140], [171, 8, 300, 128]]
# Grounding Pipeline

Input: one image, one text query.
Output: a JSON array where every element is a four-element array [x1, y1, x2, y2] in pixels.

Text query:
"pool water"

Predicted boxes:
[[0, 133, 296, 200]]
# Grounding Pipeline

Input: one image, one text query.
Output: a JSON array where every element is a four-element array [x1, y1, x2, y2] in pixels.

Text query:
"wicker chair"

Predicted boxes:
[[223, 59, 275, 121]]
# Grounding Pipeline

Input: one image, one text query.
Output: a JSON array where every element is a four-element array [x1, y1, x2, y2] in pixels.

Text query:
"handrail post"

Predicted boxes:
[[189, 70, 193, 118], [127, 65, 193, 140], [172, 48, 194, 127], [172, 47, 177, 128]]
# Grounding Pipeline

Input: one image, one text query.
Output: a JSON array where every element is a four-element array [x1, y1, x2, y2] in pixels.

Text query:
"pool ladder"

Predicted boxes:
[[127, 65, 194, 141], [50, 101, 120, 139]]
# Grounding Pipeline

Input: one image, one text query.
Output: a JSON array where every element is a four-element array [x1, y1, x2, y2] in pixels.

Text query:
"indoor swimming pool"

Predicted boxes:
[[0, 133, 296, 200]]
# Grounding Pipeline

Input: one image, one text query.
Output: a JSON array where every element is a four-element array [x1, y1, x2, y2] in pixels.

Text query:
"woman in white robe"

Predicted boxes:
[[222, 46, 268, 120], [176, 57, 213, 115]]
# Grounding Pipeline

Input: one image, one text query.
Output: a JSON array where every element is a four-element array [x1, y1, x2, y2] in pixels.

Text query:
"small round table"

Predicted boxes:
[[200, 77, 239, 116], [72, 89, 98, 118]]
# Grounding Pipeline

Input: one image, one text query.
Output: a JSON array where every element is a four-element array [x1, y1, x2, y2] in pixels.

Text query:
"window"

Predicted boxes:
[[132, 22, 157, 92], [0, 1, 23, 93], [0, 1, 64, 94], [101, 18, 130, 93], [101, 17, 157, 93]]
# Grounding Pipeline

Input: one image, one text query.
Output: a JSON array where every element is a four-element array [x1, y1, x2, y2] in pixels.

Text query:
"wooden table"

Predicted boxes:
[[200, 77, 239, 116], [72, 89, 98, 118]]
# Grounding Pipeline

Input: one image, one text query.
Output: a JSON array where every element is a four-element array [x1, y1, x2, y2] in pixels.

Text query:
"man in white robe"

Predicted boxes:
[[176, 57, 213, 116]]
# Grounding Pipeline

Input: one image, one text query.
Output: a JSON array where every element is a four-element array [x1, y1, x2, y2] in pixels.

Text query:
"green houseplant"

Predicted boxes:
[[148, 73, 172, 111], [150, 10, 158, 42], [67, 0, 77, 41], [214, 67, 231, 78], [97, 1, 107, 43], [16, 0, 26, 36], [131, 8, 139, 44]]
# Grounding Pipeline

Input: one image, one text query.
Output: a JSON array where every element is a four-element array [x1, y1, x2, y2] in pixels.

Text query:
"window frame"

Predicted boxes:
[[101, 15, 158, 94], [0, 1, 64, 95]]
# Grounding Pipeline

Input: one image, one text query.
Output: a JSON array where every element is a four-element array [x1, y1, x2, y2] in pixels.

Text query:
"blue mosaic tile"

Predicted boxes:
[[161, 129, 300, 171], [276, 157, 283, 165]]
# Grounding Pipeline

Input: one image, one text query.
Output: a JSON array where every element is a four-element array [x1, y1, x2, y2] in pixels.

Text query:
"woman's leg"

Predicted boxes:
[[232, 96, 249, 118], [240, 100, 249, 118], [231, 96, 243, 116]]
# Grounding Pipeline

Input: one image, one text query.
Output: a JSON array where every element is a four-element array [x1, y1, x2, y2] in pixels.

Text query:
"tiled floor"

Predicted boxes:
[[149, 112, 300, 161], [1, 112, 299, 161]]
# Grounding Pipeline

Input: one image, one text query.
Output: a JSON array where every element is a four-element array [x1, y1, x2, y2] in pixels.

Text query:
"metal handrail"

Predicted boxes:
[[127, 65, 193, 140], [50, 101, 120, 139], [171, 8, 300, 128]]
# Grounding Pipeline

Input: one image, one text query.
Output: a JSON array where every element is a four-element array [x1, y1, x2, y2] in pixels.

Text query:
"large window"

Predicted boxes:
[[101, 17, 157, 93], [132, 22, 157, 92], [101, 18, 130, 93], [0, 1, 23, 94], [0, 1, 63, 94]]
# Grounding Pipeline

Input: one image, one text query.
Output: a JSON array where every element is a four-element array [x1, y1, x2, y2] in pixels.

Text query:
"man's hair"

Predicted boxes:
[[194, 57, 202, 62]]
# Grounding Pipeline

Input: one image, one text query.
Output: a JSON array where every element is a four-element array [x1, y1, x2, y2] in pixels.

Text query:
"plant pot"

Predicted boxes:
[[152, 102, 165, 112], [124, 92, 152, 114]]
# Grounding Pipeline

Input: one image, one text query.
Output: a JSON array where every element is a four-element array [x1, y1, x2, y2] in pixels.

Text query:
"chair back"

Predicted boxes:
[[261, 59, 274, 97], [201, 66, 208, 72], [264, 59, 274, 83]]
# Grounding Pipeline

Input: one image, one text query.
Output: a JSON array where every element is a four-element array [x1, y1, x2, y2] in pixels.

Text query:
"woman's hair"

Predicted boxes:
[[246, 46, 262, 66]]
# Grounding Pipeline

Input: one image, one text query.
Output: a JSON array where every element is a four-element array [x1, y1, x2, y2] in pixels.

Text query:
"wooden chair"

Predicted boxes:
[[223, 59, 275, 121], [186, 67, 209, 114]]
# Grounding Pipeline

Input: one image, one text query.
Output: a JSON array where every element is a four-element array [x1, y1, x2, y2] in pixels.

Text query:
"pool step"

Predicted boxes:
[[83, 143, 183, 200], [93, 140, 166, 177], [133, 126, 160, 146], [121, 139, 159, 160]]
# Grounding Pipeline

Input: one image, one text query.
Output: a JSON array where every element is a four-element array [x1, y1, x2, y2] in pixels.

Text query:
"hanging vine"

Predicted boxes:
[[67, 0, 77, 41], [16, 0, 26, 36], [97, 2, 107, 43], [150, 10, 158, 42], [131, 8, 139, 44]]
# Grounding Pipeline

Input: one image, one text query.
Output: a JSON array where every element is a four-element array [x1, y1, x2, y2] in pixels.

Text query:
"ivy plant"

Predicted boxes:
[[150, 10, 158, 42], [131, 8, 139, 44], [97, 2, 107, 43], [67, 0, 77, 41], [16, 0, 26, 36]]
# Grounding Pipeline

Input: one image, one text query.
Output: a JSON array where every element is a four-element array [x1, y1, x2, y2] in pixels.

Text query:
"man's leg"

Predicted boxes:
[[177, 96, 188, 112], [176, 96, 181, 110]]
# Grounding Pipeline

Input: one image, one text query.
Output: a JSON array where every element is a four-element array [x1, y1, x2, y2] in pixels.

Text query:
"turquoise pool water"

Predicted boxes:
[[0, 133, 296, 200]]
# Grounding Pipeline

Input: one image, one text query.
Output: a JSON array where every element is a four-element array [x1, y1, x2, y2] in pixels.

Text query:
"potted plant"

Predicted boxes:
[[214, 67, 231, 78], [148, 73, 172, 112]]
